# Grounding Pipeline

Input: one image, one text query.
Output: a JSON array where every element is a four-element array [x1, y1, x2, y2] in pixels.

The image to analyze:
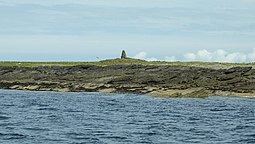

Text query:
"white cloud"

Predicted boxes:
[[133, 52, 157, 61], [146, 57, 158, 61], [225, 53, 247, 63], [214, 49, 226, 61], [196, 50, 213, 61], [184, 49, 255, 63], [135, 48, 255, 63], [184, 53, 196, 61], [247, 48, 255, 62], [134, 52, 147, 59], [133, 52, 176, 62], [164, 56, 177, 62]]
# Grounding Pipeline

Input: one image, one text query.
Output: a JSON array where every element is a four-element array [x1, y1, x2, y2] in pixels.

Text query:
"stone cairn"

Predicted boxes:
[[121, 50, 127, 59]]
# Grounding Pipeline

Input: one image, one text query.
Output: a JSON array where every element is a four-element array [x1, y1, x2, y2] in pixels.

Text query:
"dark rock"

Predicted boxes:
[[0, 65, 255, 97], [224, 67, 252, 74]]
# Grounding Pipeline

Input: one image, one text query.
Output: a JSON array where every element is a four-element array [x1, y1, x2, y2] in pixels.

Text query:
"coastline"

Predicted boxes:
[[0, 63, 255, 98]]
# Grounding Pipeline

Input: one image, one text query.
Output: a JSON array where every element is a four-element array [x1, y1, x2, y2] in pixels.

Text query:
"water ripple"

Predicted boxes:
[[0, 133, 27, 140], [23, 127, 50, 132], [0, 115, 10, 120], [36, 107, 59, 111], [0, 90, 255, 143]]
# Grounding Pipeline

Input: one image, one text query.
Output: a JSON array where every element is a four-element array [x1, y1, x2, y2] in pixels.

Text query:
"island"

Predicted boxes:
[[0, 54, 255, 98]]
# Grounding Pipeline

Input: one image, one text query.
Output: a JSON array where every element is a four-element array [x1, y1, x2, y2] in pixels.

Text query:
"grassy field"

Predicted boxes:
[[0, 58, 254, 67]]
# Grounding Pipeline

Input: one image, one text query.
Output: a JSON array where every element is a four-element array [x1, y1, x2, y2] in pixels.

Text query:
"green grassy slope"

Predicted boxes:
[[0, 58, 254, 67]]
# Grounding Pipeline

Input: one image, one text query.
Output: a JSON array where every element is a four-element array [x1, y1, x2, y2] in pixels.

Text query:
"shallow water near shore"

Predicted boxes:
[[0, 90, 255, 144]]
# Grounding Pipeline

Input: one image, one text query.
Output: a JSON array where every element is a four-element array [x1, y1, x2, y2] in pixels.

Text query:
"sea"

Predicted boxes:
[[0, 89, 255, 144]]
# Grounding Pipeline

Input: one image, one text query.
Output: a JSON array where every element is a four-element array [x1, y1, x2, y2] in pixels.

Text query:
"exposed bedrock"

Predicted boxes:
[[0, 65, 254, 97]]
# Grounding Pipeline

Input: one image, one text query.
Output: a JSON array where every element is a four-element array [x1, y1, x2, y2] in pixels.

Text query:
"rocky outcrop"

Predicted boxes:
[[0, 65, 255, 97]]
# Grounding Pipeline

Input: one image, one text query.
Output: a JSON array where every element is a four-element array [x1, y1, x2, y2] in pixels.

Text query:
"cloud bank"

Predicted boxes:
[[184, 49, 255, 63], [134, 52, 176, 62], [134, 48, 255, 63]]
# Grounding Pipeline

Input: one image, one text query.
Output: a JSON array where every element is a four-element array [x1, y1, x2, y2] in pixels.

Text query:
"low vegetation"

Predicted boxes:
[[0, 58, 254, 68]]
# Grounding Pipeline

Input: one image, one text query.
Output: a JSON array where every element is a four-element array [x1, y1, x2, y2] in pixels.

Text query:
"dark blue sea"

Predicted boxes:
[[0, 90, 255, 144]]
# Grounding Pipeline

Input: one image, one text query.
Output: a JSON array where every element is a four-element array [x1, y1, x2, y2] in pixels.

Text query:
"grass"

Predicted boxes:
[[0, 58, 254, 67]]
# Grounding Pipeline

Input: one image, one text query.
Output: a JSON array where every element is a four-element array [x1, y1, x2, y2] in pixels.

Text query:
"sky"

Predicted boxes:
[[0, 0, 255, 62]]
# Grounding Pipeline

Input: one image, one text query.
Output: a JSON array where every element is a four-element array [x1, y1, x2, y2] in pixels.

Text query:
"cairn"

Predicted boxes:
[[121, 50, 127, 59]]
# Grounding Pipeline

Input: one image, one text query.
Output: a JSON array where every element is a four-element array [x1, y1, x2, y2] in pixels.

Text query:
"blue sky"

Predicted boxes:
[[0, 0, 255, 62]]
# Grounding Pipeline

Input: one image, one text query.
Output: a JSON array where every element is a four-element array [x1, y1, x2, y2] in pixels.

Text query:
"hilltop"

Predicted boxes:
[[0, 58, 255, 69]]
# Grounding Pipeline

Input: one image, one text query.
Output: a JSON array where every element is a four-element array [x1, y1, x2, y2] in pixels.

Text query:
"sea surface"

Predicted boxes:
[[0, 90, 255, 144]]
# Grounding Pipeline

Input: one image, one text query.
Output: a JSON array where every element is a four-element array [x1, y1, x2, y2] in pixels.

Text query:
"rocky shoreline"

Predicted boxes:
[[0, 64, 255, 97]]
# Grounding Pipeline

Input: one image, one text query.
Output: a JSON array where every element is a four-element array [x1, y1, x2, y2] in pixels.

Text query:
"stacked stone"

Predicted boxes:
[[121, 50, 127, 59]]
